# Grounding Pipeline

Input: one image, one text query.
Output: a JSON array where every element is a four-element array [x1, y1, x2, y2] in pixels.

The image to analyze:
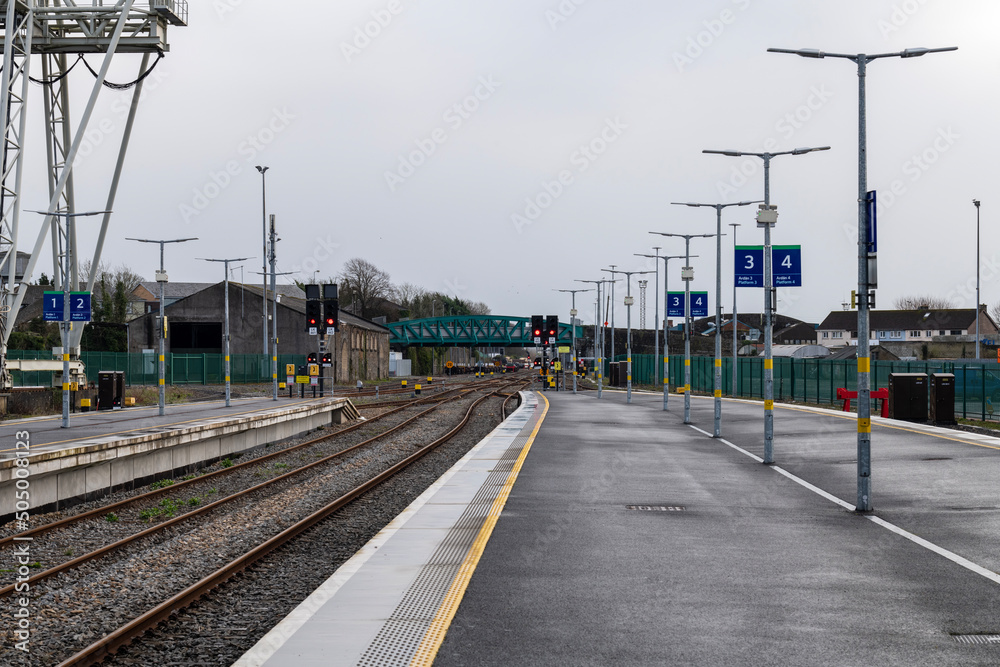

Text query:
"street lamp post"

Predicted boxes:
[[124, 236, 196, 417], [255, 166, 269, 357], [974, 199, 981, 360], [603, 269, 653, 404], [729, 222, 741, 396], [650, 233, 714, 423], [31, 210, 111, 428], [608, 264, 617, 365], [768, 45, 956, 509], [637, 252, 688, 411], [576, 278, 614, 398], [557, 288, 592, 394], [672, 200, 761, 437], [200, 256, 252, 407], [703, 146, 829, 460]]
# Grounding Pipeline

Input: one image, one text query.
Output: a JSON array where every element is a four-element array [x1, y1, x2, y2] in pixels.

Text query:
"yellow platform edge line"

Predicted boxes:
[[409, 393, 550, 667]]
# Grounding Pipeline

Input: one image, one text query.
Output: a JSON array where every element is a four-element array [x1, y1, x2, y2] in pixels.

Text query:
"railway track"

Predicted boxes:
[[0, 380, 527, 666], [0, 380, 486, 545]]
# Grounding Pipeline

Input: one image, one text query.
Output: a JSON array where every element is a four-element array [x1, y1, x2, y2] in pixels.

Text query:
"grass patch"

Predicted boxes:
[[220, 458, 233, 468], [149, 478, 174, 490], [105, 513, 119, 523], [139, 498, 185, 522]]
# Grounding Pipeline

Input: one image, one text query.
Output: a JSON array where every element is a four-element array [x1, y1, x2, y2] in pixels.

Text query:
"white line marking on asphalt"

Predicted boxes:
[[686, 424, 1000, 586]]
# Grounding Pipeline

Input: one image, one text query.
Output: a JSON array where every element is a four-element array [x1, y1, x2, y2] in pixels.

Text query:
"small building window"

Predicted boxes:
[[950, 330, 962, 336], [822, 332, 829, 338]]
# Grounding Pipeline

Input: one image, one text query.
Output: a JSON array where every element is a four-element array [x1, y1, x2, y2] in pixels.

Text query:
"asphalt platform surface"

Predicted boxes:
[[434, 388, 1000, 666]]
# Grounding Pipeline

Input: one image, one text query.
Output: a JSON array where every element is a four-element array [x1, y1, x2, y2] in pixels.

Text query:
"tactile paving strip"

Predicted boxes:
[[355, 411, 539, 666], [952, 634, 1000, 645]]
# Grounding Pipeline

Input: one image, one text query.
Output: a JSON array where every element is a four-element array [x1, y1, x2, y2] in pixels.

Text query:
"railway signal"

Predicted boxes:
[[323, 284, 339, 335], [306, 300, 321, 331], [531, 315, 543, 344], [546, 315, 558, 343]]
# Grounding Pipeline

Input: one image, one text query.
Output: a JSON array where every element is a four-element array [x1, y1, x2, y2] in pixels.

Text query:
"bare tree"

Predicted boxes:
[[990, 302, 1000, 324], [893, 295, 953, 310], [338, 258, 393, 319], [468, 300, 491, 315], [393, 282, 426, 307]]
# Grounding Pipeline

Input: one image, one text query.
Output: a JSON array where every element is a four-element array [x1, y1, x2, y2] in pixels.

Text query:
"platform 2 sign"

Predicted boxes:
[[667, 292, 709, 318], [43, 291, 92, 322], [734, 246, 802, 288]]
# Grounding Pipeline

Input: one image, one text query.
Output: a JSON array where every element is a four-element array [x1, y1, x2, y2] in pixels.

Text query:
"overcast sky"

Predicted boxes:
[[18, 1, 1000, 326]]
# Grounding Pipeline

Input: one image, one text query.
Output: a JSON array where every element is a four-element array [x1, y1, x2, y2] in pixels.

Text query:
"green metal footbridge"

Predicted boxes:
[[387, 316, 579, 347]]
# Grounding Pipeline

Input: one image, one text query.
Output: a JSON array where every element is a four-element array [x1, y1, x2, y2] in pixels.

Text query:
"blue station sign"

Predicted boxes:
[[43, 291, 92, 322], [667, 292, 709, 318]]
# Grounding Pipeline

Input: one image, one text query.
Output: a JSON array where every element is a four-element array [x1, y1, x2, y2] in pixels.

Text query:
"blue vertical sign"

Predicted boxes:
[[43, 291, 62, 321], [70, 292, 92, 321], [772, 246, 802, 287], [689, 292, 709, 317], [866, 190, 877, 253], [734, 246, 764, 287], [667, 292, 685, 317]]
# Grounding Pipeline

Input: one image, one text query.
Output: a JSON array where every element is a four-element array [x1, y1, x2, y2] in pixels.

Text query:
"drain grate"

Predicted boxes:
[[952, 634, 1000, 645], [626, 505, 686, 512]]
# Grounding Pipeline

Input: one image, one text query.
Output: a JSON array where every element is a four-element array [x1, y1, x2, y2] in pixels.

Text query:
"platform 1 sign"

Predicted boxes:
[[667, 292, 709, 318], [43, 291, 92, 322], [734, 246, 802, 287]]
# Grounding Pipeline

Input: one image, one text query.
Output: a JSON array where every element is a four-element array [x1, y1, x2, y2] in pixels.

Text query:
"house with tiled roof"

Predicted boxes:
[[816, 307, 999, 348]]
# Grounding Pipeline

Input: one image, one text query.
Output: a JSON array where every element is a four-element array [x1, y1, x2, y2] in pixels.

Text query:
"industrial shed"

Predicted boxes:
[[126, 282, 390, 382]]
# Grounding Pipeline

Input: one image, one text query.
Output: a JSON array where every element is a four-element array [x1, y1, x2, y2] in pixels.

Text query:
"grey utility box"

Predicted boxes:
[[929, 373, 956, 425], [888, 373, 928, 422]]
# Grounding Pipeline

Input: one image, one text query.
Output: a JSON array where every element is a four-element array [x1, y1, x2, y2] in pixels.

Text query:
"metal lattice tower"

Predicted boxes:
[[638, 280, 647, 329], [0, 1, 187, 388]]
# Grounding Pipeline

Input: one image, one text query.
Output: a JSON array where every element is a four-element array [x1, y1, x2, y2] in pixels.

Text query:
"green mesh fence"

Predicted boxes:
[[594, 353, 1000, 421], [6, 352, 307, 387]]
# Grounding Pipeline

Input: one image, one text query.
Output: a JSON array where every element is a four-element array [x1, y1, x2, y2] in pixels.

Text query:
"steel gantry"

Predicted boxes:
[[0, 1, 187, 388]]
